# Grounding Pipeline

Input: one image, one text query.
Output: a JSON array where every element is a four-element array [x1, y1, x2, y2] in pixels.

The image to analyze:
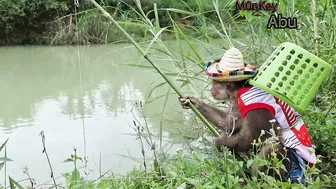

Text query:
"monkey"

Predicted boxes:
[[180, 79, 292, 180], [180, 47, 316, 183]]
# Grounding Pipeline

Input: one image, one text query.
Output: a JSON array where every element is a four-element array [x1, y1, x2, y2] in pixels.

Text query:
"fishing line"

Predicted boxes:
[[74, 0, 88, 176]]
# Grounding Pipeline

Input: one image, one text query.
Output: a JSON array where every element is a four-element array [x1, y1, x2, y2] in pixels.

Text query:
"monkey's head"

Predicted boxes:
[[210, 80, 248, 101]]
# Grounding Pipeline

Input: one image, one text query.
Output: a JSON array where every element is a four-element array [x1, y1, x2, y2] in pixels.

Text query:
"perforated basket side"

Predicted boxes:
[[249, 42, 332, 113]]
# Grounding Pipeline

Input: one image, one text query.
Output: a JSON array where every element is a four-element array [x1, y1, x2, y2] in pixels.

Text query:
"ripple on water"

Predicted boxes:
[[0, 117, 34, 134]]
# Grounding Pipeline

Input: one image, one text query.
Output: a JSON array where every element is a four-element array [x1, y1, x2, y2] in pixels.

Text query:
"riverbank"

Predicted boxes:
[[0, 0, 233, 46]]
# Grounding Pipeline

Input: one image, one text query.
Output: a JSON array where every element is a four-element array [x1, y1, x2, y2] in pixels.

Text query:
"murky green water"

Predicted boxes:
[[0, 42, 225, 186]]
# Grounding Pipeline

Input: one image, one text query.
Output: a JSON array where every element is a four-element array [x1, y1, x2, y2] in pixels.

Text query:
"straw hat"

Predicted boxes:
[[205, 47, 258, 82]]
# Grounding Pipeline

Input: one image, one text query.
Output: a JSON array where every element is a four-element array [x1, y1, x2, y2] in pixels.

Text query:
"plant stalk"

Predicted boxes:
[[311, 0, 319, 55], [39, 131, 57, 189], [89, 0, 219, 137]]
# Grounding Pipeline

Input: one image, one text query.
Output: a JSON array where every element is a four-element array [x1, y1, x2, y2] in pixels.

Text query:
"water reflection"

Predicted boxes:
[[0, 45, 164, 129], [0, 44, 193, 185], [0, 40, 228, 186]]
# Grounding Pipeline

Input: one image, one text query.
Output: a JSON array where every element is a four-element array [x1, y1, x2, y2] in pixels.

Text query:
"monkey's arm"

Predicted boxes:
[[214, 123, 253, 153], [182, 97, 240, 131]]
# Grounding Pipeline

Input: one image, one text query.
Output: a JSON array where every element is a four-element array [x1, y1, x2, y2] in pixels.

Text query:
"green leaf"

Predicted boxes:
[[164, 72, 179, 76], [171, 22, 203, 66], [72, 154, 80, 160], [153, 159, 159, 173], [169, 171, 177, 177], [144, 27, 168, 55], [72, 181, 89, 189], [63, 158, 74, 163], [228, 174, 238, 182], [215, 184, 226, 189], [239, 10, 245, 17], [245, 11, 254, 22], [320, 0, 327, 8], [0, 162, 4, 171], [159, 8, 194, 15], [246, 159, 254, 168], [159, 87, 171, 148], [146, 82, 167, 102], [0, 138, 9, 152], [185, 178, 199, 186], [71, 184, 84, 189], [122, 64, 154, 69], [146, 92, 176, 103], [9, 176, 25, 189], [71, 168, 81, 183], [80, 181, 89, 189], [180, 79, 190, 88], [116, 21, 150, 28], [177, 182, 187, 189], [122, 64, 172, 73], [257, 159, 269, 167], [0, 157, 13, 162], [9, 177, 15, 189]]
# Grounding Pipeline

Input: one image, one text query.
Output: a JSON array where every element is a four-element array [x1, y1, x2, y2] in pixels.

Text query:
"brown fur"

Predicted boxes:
[[180, 80, 291, 179]]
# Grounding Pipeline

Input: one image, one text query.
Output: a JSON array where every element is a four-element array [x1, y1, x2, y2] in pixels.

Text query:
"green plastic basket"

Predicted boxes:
[[249, 42, 332, 113]]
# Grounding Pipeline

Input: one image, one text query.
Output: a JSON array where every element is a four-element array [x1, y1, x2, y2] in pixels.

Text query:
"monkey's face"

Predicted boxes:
[[210, 80, 232, 100]]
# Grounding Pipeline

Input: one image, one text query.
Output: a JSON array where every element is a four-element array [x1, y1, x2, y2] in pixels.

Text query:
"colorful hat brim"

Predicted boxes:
[[205, 59, 258, 82]]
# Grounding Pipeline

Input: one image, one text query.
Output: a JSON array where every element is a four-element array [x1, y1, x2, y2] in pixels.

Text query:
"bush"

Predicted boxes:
[[0, 0, 71, 44]]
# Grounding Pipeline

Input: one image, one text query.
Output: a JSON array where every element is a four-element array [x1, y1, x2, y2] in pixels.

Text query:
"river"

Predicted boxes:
[[0, 41, 224, 187]]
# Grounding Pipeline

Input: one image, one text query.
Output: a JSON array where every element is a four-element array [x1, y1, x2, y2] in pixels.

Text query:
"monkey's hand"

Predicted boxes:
[[179, 96, 200, 109], [214, 135, 228, 151]]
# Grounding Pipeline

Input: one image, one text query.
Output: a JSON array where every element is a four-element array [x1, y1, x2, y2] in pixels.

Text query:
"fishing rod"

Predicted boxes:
[[89, 0, 219, 137]]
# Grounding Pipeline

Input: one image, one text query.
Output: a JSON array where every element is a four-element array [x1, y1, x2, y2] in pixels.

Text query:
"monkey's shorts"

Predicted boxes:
[[286, 148, 309, 183]]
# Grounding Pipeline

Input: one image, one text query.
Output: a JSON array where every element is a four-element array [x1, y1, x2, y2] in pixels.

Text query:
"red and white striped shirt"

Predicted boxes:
[[237, 86, 317, 164]]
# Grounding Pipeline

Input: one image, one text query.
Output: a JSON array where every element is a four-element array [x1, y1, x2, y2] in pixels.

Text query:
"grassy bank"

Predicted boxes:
[[1, 0, 336, 188], [0, 0, 229, 45]]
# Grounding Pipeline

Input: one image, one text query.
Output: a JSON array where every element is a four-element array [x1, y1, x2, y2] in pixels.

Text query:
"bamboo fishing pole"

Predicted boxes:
[[89, 0, 219, 137]]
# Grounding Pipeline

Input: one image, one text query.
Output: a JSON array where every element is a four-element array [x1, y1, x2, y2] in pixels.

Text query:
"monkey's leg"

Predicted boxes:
[[244, 109, 290, 180], [214, 125, 254, 153]]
